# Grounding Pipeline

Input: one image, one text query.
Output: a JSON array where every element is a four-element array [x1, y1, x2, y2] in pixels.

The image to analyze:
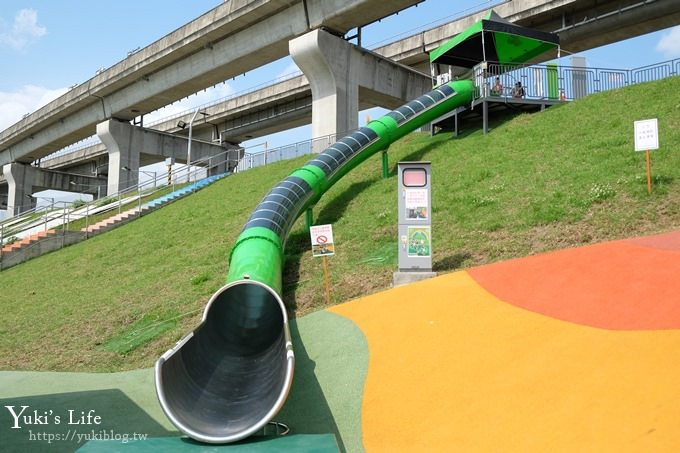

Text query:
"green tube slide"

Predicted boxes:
[[154, 79, 474, 444]]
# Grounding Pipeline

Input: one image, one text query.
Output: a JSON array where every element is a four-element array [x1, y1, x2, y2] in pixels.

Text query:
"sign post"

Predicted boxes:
[[634, 119, 659, 194], [310, 224, 335, 304]]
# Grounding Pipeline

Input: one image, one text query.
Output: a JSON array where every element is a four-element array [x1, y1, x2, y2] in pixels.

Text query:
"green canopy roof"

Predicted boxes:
[[430, 10, 559, 68]]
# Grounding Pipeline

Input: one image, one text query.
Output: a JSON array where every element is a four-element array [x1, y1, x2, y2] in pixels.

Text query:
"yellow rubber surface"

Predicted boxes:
[[330, 270, 680, 452]]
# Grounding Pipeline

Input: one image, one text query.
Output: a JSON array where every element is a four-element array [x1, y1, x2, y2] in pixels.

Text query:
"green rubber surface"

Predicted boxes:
[[77, 434, 339, 452], [0, 311, 367, 453]]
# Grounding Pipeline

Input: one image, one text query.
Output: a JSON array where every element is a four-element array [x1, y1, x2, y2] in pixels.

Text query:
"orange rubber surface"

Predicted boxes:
[[330, 230, 680, 452]]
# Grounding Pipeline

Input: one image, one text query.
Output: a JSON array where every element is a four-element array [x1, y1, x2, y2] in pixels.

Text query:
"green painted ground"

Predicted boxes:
[[0, 311, 367, 453]]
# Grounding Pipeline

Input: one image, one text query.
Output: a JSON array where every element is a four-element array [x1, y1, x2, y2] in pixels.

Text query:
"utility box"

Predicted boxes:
[[397, 162, 433, 272]]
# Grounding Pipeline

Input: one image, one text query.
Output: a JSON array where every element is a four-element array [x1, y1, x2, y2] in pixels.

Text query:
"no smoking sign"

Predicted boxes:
[[310, 224, 335, 257]]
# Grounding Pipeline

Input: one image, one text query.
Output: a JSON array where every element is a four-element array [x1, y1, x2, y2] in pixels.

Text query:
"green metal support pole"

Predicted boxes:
[[305, 208, 314, 230], [382, 149, 389, 179]]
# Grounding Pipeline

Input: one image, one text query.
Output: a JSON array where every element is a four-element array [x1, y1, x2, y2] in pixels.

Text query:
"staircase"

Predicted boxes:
[[0, 174, 229, 270], [1, 229, 58, 253], [80, 208, 141, 235], [81, 174, 228, 237]]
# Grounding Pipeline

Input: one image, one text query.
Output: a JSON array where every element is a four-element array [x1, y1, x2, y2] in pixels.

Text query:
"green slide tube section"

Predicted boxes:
[[155, 79, 474, 444]]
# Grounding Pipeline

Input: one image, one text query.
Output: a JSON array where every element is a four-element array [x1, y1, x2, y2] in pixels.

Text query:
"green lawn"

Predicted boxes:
[[1, 76, 679, 372]]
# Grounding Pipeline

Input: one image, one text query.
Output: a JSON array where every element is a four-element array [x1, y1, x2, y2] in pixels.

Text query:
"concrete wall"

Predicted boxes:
[[0, 232, 84, 271]]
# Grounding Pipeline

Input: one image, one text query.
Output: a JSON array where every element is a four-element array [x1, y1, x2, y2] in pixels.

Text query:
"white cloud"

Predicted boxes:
[[0, 9, 46, 51], [0, 85, 67, 131], [656, 26, 680, 59]]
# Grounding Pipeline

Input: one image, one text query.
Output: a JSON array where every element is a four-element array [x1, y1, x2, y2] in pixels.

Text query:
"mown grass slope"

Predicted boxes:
[[1, 76, 679, 372]]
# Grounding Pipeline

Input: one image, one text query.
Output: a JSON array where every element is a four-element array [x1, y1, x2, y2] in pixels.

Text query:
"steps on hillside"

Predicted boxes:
[[80, 173, 229, 237], [0, 174, 230, 270], [80, 207, 141, 235], [1, 229, 58, 253]]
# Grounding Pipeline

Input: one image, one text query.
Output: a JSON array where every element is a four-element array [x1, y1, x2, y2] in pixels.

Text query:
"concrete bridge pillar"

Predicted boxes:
[[290, 28, 433, 152], [3, 163, 38, 216], [97, 119, 141, 195], [97, 118, 238, 195], [0, 184, 7, 210], [290, 29, 359, 149], [3, 162, 104, 217]]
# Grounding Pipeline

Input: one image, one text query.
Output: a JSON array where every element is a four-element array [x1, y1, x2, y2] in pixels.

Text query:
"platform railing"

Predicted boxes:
[[235, 133, 338, 173], [475, 57, 678, 102]]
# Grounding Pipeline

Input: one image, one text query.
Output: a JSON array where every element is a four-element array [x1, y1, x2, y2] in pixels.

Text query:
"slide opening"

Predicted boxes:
[[155, 280, 293, 444]]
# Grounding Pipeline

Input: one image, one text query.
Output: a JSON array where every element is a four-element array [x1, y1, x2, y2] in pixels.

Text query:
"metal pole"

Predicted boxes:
[[382, 149, 389, 179], [305, 208, 313, 231], [62, 205, 67, 248], [48, 198, 55, 231], [0, 223, 4, 270], [483, 100, 489, 134], [187, 108, 200, 183], [646, 150, 653, 194], [322, 255, 331, 305], [85, 204, 89, 240]]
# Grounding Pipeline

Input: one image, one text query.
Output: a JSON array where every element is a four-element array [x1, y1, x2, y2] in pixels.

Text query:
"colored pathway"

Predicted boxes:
[[331, 229, 680, 451], [2, 230, 680, 451]]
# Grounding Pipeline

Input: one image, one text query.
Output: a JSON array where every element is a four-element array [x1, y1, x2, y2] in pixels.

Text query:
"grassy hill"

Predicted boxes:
[[1, 76, 679, 372]]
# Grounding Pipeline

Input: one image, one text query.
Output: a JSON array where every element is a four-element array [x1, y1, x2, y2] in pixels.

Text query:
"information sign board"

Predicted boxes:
[[634, 118, 659, 151]]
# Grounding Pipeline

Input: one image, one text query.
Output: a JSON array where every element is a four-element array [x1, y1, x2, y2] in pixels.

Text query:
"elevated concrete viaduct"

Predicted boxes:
[[0, 0, 423, 215], [154, 0, 680, 146], [3, 0, 679, 164], [289, 29, 433, 148], [378, 0, 680, 73], [2, 0, 680, 216], [97, 120, 240, 196], [1, 124, 235, 215], [0, 0, 422, 166], [2, 164, 104, 214], [28, 0, 680, 154]]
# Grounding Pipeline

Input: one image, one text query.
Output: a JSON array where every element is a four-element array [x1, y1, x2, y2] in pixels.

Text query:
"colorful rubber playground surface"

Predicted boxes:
[[2, 230, 680, 452]]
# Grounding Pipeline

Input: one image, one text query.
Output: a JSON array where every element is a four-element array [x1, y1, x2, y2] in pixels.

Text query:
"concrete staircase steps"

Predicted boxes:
[[80, 208, 141, 234], [142, 174, 226, 210], [1, 173, 230, 270], [1, 229, 58, 253], [76, 173, 228, 236]]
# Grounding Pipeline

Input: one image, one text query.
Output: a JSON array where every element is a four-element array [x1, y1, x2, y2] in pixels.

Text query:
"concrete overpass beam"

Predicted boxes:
[[1, 164, 101, 217], [97, 119, 237, 195], [290, 29, 432, 151]]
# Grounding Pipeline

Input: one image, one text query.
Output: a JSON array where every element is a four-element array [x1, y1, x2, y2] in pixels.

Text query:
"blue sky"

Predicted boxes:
[[1, 0, 679, 138], [0, 0, 679, 211]]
